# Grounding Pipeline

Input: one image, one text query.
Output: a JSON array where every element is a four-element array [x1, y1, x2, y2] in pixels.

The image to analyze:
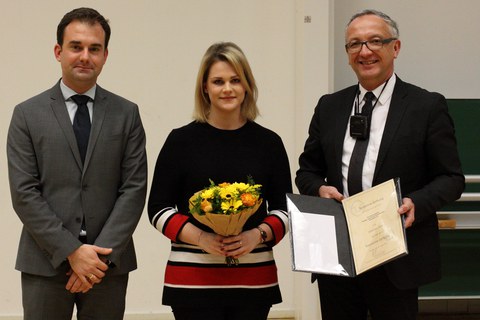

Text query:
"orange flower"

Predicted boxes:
[[241, 193, 256, 207], [201, 199, 213, 212]]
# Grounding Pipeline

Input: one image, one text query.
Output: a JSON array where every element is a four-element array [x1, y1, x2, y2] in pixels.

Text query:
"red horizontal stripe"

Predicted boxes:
[[165, 264, 278, 286]]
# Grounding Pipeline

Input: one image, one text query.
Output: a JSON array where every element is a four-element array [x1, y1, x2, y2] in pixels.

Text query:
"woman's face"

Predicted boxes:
[[204, 61, 246, 117]]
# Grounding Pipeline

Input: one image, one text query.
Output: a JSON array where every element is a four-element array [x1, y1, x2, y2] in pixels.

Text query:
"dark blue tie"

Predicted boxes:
[[348, 92, 375, 196], [71, 95, 91, 164]]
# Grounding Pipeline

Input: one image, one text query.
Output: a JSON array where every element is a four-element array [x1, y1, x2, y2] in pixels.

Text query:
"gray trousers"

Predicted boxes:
[[21, 265, 129, 320]]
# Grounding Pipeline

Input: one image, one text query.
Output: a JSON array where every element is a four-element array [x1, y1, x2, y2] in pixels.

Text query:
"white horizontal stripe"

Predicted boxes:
[[169, 248, 274, 264], [152, 207, 177, 232], [164, 283, 278, 289], [171, 242, 269, 251]]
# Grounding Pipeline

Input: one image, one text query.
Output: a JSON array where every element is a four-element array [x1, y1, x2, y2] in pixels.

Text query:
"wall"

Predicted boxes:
[[0, 0, 331, 318], [333, 0, 480, 98], [5, 0, 475, 318]]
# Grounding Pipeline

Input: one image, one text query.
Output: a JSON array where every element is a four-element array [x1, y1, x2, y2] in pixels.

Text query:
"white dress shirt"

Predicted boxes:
[[341, 74, 397, 196], [60, 80, 95, 123]]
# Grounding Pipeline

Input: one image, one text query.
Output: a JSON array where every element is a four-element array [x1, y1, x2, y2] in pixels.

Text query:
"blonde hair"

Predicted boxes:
[[193, 42, 259, 122]]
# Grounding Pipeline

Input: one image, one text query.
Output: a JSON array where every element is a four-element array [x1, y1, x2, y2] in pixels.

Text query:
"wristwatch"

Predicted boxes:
[[256, 226, 267, 243]]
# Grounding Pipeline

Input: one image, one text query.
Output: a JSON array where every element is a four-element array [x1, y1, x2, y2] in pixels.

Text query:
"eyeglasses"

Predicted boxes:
[[345, 38, 397, 53]]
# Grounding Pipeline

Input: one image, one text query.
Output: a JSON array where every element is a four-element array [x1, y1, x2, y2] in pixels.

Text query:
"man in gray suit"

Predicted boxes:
[[7, 7, 147, 319]]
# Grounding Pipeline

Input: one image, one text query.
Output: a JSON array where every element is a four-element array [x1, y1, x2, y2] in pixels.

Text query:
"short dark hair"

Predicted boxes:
[[57, 7, 111, 48]]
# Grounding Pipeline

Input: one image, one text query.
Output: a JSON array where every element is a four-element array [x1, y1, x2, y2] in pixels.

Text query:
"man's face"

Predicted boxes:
[[345, 14, 400, 90], [54, 20, 108, 93]]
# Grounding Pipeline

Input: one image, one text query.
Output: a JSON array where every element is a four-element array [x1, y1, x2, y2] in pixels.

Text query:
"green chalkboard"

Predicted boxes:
[[420, 230, 480, 297], [447, 99, 480, 175], [419, 99, 480, 298]]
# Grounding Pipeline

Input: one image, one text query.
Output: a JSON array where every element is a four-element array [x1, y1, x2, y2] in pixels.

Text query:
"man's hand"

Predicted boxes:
[[66, 245, 112, 291], [66, 269, 95, 293], [398, 197, 415, 228], [319, 185, 345, 202]]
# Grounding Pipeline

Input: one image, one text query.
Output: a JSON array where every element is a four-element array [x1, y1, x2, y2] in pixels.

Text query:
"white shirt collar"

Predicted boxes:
[[59, 80, 96, 102], [358, 73, 397, 106]]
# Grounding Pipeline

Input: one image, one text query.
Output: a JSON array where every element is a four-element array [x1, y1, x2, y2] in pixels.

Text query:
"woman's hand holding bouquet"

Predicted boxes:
[[189, 177, 263, 265]]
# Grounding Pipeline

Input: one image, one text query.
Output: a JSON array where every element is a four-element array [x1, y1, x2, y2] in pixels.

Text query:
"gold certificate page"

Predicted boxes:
[[341, 179, 407, 275]]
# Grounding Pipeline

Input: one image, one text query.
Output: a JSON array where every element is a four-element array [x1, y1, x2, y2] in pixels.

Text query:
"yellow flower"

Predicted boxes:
[[233, 182, 249, 192], [221, 199, 243, 213], [233, 199, 243, 210], [201, 189, 215, 199], [220, 184, 238, 200]]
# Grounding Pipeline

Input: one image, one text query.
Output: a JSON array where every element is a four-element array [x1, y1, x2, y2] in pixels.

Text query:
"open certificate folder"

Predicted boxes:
[[287, 179, 408, 277]]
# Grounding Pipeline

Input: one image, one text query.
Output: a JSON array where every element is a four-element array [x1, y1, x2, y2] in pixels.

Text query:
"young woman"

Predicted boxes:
[[148, 42, 292, 320]]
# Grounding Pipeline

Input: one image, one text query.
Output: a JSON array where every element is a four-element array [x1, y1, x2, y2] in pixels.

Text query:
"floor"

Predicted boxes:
[[270, 314, 480, 320], [418, 315, 480, 320], [271, 316, 480, 320]]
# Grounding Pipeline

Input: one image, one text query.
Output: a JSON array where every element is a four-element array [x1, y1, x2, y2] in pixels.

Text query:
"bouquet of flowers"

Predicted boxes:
[[189, 177, 263, 265]]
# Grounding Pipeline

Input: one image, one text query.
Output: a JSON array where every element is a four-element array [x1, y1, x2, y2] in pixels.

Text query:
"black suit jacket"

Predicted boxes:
[[296, 77, 464, 289]]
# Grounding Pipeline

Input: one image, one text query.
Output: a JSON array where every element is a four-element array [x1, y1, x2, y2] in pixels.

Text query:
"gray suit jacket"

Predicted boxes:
[[7, 81, 147, 276]]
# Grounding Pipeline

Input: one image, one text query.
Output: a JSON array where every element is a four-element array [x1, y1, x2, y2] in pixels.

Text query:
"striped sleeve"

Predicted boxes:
[[264, 209, 289, 245], [150, 207, 190, 242]]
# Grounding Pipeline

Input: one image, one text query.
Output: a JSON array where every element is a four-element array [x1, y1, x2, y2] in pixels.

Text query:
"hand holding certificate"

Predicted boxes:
[[288, 179, 408, 277], [342, 179, 407, 275]]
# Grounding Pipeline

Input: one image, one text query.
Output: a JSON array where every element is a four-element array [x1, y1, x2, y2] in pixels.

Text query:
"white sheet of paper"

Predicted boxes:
[[288, 198, 347, 275]]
